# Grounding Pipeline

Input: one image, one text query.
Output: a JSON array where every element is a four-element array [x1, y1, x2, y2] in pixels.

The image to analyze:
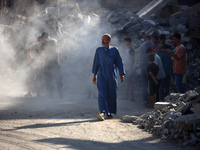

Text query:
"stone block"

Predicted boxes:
[[154, 102, 171, 111], [194, 103, 200, 114], [158, 29, 170, 35], [195, 86, 200, 94], [125, 23, 141, 33], [153, 125, 163, 134], [186, 90, 199, 99], [181, 101, 193, 114], [122, 22, 135, 31], [169, 17, 187, 27], [182, 36, 191, 42], [134, 118, 143, 124], [164, 112, 181, 121], [107, 11, 114, 21], [175, 101, 186, 112], [122, 115, 139, 123], [109, 16, 119, 23], [175, 114, 200, 131]]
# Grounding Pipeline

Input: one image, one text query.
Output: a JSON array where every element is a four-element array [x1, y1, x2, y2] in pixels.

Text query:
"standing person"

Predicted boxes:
[[147, 54, 160, 108], [167, 33, 187, 93], [92, 33, 125, 121], [159, 34, 166, 46], [25, 36, 43, 97], [157, 34, 166, 56], [146, 47, 165, 102], [160, 44, 172, 100], [139, 36, 153, 102], [123, 37, 135, 101], [41, 32, 63, 98]]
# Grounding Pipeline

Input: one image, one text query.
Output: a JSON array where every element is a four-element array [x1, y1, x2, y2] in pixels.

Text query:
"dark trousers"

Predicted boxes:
[[44, 65, 63, 97], [155, 79, 160, 102], [160, 76, 171, 100], [174, 73, 185, 93]]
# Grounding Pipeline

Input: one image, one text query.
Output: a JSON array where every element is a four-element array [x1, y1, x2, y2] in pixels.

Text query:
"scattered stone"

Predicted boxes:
[[194, 103, 200, 114], [122, 115, 139, 123]]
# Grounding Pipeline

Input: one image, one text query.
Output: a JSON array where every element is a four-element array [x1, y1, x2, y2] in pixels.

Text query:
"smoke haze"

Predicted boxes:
[[0, 0, 124, 101]]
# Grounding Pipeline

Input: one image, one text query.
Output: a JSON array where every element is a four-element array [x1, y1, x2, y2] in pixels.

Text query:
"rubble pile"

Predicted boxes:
[[106, 2, 200, 90], [122, 87, 200, 146]]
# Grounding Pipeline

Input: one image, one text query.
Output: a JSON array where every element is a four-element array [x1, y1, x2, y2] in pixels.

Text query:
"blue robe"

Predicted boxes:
[[92, 46, 125, 114]]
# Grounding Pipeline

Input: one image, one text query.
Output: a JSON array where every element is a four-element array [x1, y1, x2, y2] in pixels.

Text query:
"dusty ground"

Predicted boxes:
[[0, 91, 196, 150]]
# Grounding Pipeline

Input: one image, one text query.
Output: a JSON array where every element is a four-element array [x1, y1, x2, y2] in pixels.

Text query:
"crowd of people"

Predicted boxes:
[[25, 32, 63, 98], [139, 33, 187, 108], [25, 32, 187, 121]]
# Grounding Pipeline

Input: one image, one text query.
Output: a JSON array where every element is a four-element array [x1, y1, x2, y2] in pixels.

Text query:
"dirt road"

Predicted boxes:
[[0, 92, 194, 150]]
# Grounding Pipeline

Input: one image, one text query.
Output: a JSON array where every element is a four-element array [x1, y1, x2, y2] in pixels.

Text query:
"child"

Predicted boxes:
[[147, 54, 160, 108]]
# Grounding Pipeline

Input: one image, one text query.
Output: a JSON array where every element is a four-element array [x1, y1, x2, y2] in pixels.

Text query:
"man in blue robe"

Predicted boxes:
[[92, 33, 125, 121]]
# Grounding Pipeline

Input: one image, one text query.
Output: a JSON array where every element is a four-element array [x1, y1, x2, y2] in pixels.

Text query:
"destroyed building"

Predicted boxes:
[[0, 0, 200, 147]]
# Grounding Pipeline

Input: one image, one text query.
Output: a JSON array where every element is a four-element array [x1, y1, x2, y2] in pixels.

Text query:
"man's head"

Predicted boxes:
[[102, 33, 111, 48], [172, 33, 181, 46], [152, 34, 159, 45], [41, 32, 49, 40], [148, 53, 155, 63], [37, 36, 42, 42], [144, 35, 151, 41], [162, 44, 171, 52], [124, 37, 131, 48], [159, 34, 166, 46], [146, 47, 154, 55]]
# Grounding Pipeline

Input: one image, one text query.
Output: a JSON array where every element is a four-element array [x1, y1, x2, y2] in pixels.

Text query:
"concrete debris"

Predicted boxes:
[[122, 87, 200, 146], [194, 103, 200, 114]]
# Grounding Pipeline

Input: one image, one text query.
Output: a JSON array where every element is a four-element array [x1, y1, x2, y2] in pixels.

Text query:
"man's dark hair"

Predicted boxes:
[[172, 33, 181, 40], [159, 34, 166, 40], [124, 37, 132, 43], [41, 32, 49, 38], [146, 47, 154, 54], [148, 54, 155, 62], [152, 34, 159, 40], [37, 36, 42, 42]]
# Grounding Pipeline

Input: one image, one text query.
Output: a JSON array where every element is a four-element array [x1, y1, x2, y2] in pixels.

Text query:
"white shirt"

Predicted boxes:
[[29, 43, 42, 68], [124, 48, 133, 71], [154, 54, 166, 79]]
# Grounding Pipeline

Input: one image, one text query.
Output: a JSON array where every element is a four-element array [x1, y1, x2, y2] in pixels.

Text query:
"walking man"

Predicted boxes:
[[92, 33, 125, 121]]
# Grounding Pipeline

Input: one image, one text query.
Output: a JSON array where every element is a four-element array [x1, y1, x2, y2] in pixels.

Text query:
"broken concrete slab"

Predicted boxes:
[[154, 102, 171, 111], [122, 115, 139, 123], [125, 23, 141, 33], [175, 114, 200, 131], [194, 103, 200, 114], [175, 101, 186, 112], [186, 90, 199, 99]]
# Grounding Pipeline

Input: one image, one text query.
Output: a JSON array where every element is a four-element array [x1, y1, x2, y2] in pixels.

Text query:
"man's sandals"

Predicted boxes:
[[96, 113, 113, 121]]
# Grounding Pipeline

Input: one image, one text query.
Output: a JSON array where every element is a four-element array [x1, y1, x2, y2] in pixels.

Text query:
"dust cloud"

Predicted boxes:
[[0, 0, 123, 102]]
